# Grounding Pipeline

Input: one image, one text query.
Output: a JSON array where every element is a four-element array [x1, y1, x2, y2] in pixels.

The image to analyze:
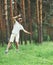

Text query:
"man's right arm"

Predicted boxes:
[[12, 14, 21, 19], [12, 14, 22, 22]]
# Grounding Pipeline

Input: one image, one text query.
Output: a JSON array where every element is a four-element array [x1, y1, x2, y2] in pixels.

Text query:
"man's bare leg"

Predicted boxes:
[[5, 42, 11, 53], [15, 42, 19, 51]]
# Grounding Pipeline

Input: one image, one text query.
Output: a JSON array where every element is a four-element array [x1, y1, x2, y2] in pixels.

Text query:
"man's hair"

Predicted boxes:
[[18, 17, 22, 20]]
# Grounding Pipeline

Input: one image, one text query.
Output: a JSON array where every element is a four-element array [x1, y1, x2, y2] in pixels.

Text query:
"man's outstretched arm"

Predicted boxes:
[[23, 29, 31, 35]]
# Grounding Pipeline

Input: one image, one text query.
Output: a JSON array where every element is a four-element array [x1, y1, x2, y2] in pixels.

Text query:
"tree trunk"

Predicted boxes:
[[20, 0, 23, 44], [39, 0, 43, 43], [4, 0, 10, 43], [14, 0, 18, 16], [20, 0, 27, 44], [27, 0, 32, 43], [0, 0, 3, 46], [36, 0, 39, 42], [10, 0, 14, 29], [36, 0, 42, 43]]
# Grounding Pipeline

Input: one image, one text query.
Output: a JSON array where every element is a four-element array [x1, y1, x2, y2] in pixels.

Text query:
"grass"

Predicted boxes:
[[0, 41, 53, 65]]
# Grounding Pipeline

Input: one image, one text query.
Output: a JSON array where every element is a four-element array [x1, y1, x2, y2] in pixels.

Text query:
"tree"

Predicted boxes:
[[14, 0, 18, 16], [20, 0, 27, 44], [4, 0, 10, 43], [9, 0, 14, 30], [39, 0, 43, 42], [27, 0, 32, 43], [36, 0, 43, 43], [0, 0, 3, 45]]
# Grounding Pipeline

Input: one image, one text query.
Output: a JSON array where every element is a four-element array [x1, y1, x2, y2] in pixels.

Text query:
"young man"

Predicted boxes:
[[5, 14, 31, 53]]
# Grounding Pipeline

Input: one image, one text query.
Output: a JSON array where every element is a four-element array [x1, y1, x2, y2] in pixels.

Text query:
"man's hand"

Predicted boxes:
[[12, 14, 22, 19], [18, 14, 22, 18], [29, 32, 33, 35]]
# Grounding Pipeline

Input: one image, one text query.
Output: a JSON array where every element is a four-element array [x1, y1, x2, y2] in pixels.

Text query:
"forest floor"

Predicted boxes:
[[0, 41, 53, 65]]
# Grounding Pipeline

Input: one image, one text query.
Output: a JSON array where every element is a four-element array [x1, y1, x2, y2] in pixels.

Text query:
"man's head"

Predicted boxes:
[[12, 14, 22, 22], [17, 17, 23, 23]]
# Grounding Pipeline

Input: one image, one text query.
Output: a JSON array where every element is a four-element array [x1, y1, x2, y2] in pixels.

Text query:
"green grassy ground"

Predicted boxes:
[[0, 42, 53, 65]]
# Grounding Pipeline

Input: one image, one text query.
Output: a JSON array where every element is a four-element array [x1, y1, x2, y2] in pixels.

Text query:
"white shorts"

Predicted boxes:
[[9, 33, 19, 42]]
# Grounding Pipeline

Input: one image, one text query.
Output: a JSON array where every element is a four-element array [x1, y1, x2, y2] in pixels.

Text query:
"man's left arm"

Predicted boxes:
[[23, 29, 31, 35]]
